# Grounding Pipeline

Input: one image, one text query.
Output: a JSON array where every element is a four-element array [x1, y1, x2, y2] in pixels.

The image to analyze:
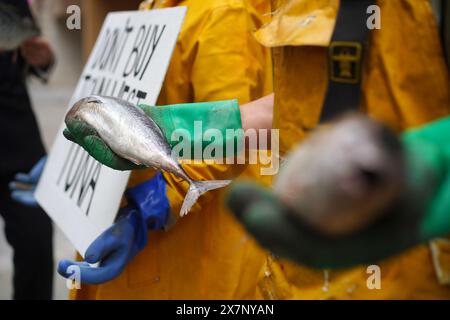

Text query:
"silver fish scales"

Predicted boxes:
[[66, 95, 230, 216]]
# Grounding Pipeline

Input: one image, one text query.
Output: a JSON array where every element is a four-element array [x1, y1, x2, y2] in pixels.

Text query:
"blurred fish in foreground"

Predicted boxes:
[[274, 113, 405, 237]]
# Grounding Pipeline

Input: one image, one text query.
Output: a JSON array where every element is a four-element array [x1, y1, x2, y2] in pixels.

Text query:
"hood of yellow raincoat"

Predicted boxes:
[[254, 0, 339, 47]]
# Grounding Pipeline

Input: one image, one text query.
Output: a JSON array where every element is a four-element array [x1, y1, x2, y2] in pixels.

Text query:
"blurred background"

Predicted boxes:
[[0, 0, 141, 300]]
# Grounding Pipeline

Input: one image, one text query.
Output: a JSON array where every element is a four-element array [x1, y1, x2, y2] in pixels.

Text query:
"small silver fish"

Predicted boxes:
[[274, 113, 405, 237], [0, 3, 40, 51], [65, 95, 231, 216]]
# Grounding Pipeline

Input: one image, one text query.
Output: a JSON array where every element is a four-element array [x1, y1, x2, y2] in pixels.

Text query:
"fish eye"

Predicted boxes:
[[86, 97, 102, 105]]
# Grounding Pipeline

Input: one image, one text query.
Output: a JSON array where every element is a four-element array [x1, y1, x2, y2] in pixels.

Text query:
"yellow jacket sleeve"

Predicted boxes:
[[162, 2, 271, 219]]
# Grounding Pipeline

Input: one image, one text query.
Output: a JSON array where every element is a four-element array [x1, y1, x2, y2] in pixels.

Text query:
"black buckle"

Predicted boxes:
[[329, 41, 363, 84]]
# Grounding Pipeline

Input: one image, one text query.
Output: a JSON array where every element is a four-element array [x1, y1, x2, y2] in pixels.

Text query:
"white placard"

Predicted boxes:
[[35, 7, 187, 256]]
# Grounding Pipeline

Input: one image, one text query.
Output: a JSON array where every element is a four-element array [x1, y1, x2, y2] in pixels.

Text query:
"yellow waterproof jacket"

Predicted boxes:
[[253, 0, 450, 299], [72, 0, 273, 299]]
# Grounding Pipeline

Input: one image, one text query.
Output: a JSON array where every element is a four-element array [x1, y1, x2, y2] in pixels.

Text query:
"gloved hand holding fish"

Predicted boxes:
[[274, 114, 406, 237], [64, 95, 231, 217], [0, 2, 40, 51], [227, 114, 450, 269]]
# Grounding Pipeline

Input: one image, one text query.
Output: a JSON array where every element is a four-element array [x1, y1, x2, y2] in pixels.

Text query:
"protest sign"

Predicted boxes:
[[35, 7, 186, 256]]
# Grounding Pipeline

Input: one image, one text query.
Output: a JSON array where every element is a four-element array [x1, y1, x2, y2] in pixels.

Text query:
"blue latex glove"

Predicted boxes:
[[58, 207, 147, 284], [9, 156, 47, 207], [58, 173, 170, 284]]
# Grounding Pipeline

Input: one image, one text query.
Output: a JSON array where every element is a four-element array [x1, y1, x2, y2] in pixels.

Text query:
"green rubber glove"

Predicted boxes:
[[63, 118, 143, 171], [401, 115, 450, 241], [226, 116, 450, 269], [63, 99, 243, 171], [140, 100, 243, 158]]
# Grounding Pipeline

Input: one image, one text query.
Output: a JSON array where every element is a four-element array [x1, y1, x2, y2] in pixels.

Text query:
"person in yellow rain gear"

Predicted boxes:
[[227, 0, 450, 299], [57, 0, 274, 299]]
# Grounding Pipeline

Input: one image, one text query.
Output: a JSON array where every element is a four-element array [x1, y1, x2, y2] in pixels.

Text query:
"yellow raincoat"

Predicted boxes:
[[72, 0, 273, 299], [254, 0, 450, 299]]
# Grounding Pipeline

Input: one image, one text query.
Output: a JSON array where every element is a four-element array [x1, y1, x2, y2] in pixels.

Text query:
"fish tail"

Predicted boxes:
[[180, 180, 232, 217]]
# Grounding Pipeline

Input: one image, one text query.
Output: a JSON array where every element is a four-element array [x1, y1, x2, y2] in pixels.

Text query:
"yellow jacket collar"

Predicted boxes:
[[139, 0, 182, 10]]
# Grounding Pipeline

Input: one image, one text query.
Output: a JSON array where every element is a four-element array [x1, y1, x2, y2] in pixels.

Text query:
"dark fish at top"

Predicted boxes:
[[65, 95, 231, 217], [0, 2, 40, 51]]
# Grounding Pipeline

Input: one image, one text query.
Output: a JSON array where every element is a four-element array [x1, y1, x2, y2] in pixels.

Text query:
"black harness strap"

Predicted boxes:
[[320, 0, 375, 123]]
